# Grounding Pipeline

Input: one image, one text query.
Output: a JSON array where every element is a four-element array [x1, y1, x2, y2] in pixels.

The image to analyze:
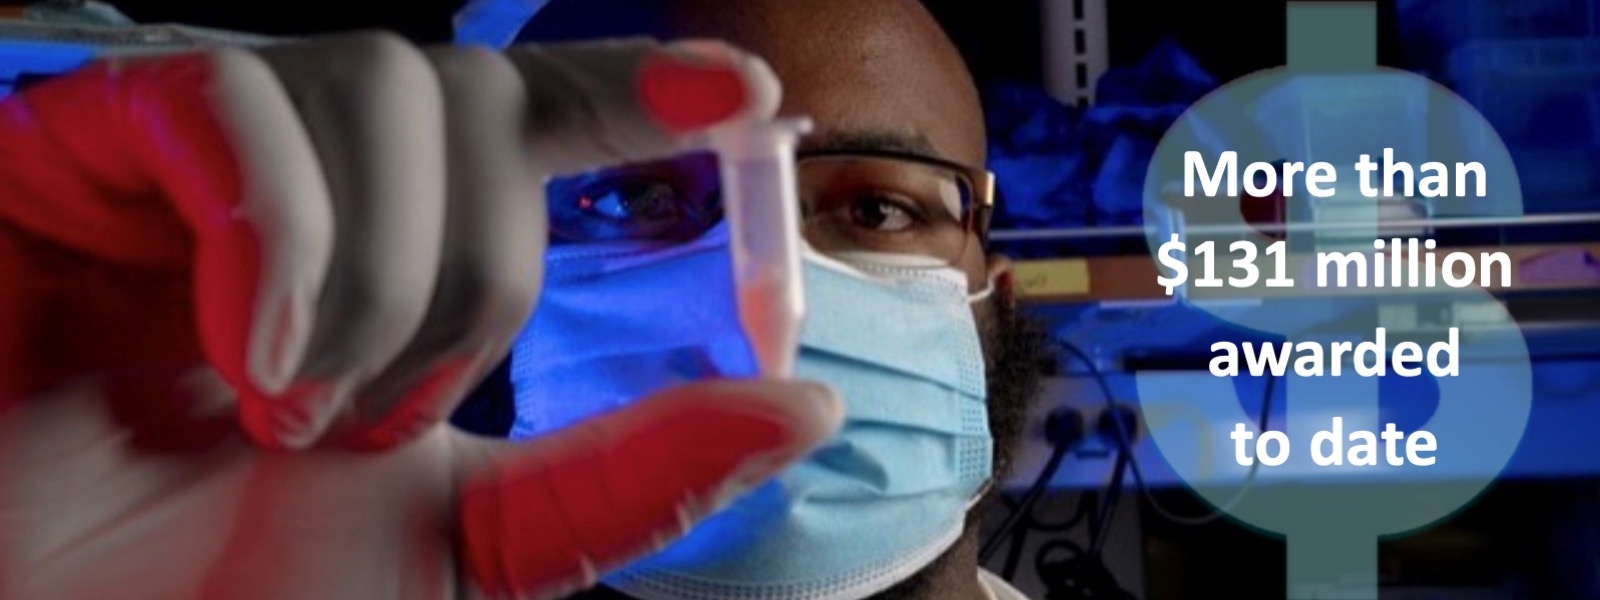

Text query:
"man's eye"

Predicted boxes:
[[846, 196, 920, 232]]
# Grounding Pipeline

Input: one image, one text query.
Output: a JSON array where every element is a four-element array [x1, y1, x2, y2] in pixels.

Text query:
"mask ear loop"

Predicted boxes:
[[967, 277, 997, 304], [966, 478, 997, 511]]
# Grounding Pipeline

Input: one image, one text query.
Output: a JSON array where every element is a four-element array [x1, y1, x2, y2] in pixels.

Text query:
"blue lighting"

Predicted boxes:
[[453, 0, 551, 48], [0, 40, 93, 100]]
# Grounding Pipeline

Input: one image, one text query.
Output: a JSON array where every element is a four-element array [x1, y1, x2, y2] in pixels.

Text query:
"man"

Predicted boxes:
[[490, 2, 1055, 599], [0, 26, 843, 600]]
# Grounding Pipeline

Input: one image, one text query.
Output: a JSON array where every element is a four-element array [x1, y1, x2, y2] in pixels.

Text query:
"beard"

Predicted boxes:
[[864, 292, 1055, 600]]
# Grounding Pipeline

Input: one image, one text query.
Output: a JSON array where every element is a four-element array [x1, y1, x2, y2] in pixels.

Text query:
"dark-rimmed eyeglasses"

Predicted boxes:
[[546, 149, 996, 268]]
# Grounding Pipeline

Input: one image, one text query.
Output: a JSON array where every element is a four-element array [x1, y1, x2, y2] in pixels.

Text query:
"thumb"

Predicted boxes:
[[453, 379, 841, 599], [505, 37, 782, 176]]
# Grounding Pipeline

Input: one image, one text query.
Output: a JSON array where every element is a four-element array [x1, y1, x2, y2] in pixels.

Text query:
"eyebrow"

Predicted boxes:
[[799, 128, 942, 161]]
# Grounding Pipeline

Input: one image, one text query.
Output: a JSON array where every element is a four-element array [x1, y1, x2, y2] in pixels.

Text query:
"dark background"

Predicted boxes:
[[40, 0, 1406, 82], [7, 1, 1596, 598]]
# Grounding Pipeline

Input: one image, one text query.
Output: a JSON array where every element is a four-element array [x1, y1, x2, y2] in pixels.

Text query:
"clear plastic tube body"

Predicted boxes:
[[707, 117, 813, 378]]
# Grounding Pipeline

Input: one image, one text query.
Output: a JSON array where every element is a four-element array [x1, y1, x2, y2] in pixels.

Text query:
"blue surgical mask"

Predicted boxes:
[[510, 225, 994, 600], [509, 224, 756, 439]]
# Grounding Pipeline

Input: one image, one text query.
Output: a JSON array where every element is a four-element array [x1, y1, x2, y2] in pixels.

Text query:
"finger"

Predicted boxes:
[[504, 37, 782, 176], [338, 38, 785, 449], [453, 379, 843, 599], [0, 52, 336, 407], [245, 32, 449, 450], [337, 45, 545, 451]]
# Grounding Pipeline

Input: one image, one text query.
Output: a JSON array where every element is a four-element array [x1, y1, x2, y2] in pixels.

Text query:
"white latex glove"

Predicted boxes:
[[0, 32, 842, 600]]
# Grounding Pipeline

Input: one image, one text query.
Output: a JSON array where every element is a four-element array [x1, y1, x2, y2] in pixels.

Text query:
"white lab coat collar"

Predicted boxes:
[[979, 569, 1032, 600]]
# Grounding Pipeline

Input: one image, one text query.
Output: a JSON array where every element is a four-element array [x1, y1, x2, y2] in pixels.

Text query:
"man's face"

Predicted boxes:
[[534, 0, 1050, 475], [528, 0, 1054, 596], [683, 1, 1050, 482]]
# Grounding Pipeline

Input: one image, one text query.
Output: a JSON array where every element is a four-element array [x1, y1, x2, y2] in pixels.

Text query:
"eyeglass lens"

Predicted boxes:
[[546, 153, 977, 266]]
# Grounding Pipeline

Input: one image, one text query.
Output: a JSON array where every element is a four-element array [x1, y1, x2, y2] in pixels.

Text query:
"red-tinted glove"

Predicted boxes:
[[0, 32, 840, 600]]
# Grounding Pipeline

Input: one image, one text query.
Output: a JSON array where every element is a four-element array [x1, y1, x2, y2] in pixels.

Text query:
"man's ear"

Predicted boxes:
[[986, 254, 1015, 308]]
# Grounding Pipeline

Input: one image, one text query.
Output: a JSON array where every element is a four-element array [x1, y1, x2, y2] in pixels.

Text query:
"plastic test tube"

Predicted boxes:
[[705, 117, 814, 379]]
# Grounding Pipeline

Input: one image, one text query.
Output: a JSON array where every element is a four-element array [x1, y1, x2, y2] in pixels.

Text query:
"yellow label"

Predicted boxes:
[[1012, 259, 1090, 298]]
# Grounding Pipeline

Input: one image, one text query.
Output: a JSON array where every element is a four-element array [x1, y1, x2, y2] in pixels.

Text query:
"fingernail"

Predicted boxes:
[[638, 44, 751, 134], [251, 290, 311, 396], [270, 381, 347, 450], [789, 380, 845, 439], [259, 298, 298, 392]]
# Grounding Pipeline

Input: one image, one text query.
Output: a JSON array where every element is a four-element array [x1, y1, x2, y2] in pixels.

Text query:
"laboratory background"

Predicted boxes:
[[4, 0, 1599, 598]]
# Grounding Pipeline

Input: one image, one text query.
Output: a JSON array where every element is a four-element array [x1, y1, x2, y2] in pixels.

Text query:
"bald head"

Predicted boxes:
[[523, 0, 986, 166]]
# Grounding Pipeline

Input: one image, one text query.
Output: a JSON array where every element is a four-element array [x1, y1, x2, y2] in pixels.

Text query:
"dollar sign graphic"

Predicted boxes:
[[1136, 3, 1532, 599], [1155, 235, 1188, 296]]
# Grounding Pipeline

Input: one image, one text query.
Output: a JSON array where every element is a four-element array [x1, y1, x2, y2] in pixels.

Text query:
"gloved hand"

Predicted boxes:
[[0, 32, 842, 600]]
